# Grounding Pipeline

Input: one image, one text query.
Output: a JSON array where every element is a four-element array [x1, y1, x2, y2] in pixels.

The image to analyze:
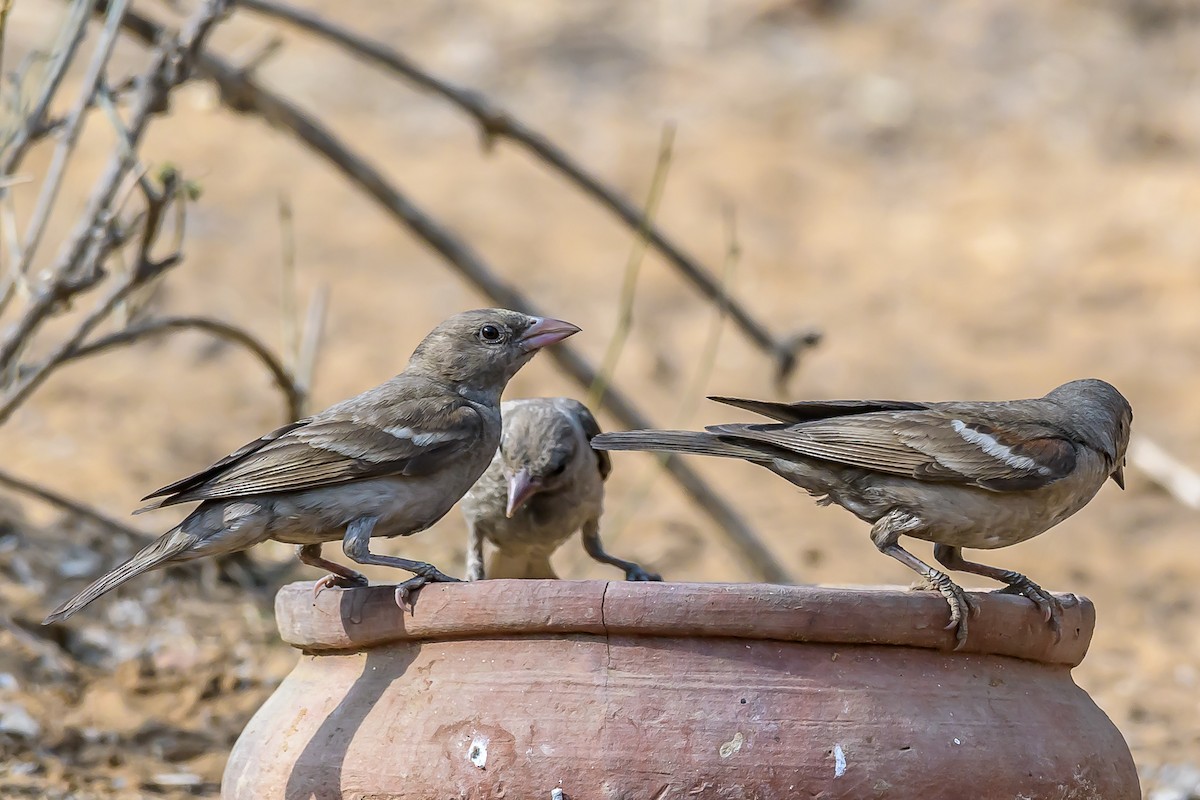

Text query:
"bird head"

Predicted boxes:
[[498, 404, 581, 517], [1046, 378, 1133, 489], [410, 309, 579, 397]]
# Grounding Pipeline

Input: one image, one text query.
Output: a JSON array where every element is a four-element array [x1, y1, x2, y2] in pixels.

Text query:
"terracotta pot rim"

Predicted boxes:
[[274, 579, 1095, 666]]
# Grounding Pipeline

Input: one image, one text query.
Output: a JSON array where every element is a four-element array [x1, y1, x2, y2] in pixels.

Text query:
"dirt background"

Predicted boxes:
[[1, 0, 1199, 797]]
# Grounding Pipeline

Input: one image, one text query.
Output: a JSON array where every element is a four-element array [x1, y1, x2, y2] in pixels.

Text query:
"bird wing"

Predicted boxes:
[[707, 409, 1077, 492], [556, 398, 611, 480], [707, 396, 931, 424], [138, 395, 483, 509]]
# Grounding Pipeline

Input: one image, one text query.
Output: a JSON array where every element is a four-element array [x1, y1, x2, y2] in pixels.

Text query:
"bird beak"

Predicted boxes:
[[505, 468, 542, 517], [518, 317, 581, 352], [1110, 463, 1126, 490]]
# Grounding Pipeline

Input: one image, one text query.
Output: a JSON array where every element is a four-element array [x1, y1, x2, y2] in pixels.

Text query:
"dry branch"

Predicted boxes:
[[0, 467, 149, 542], [236, 0, 821, 391], [111, 6, 792, 584], [43, 315, 304, 421], [0, 0, 233, 377]]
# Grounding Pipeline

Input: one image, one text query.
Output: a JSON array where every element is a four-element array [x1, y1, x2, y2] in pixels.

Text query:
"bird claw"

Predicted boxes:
[[312, 571, 368, 599], [394, 576, 429, 615], [625, 566, 662, 582], [997, 578, 1064, 642], [393, 568, 463, 615], [915, 577, 976, 650]]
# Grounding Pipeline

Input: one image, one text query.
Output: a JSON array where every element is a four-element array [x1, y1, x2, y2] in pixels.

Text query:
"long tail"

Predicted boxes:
[[43, 528, 195, 624], [590, 430, 771, 461]]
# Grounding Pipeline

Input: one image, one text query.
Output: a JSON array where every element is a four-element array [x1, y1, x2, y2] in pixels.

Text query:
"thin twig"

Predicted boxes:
[[295, 282, 328, 414], [109, 8, 790, 583], [277, 192, 298, 372], [0, 0, 90, 172], [605, 205, 743, 540], [1128, 436, 1200, 510], [0, 467, 149, 541], [19, 0, 131, 271], [0, 252, 183, 425], [0, 0, 232, 373], [236, 0, 818, 389], [588, 123, 674, 409], [37, 315, 304, 421], [0, 0, 14, 84]]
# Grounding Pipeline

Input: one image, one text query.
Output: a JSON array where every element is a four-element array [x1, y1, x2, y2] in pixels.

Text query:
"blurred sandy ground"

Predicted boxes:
[[1, 0, 1198, 796]]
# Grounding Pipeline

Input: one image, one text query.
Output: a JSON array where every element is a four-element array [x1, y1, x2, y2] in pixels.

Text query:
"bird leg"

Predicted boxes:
[[297, 544, 369, 597], [933, 545, 1064, 642], [581, 519, 661, 582], [465, 521, 486, 581], [871, 512, 977, 650], [342, 517, 461, 614]]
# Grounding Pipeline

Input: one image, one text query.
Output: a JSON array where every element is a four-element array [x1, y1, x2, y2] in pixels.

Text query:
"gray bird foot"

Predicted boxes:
[[393, 566, 462, 615], [312, 571, 369, 598], [910, 576, 979, 650], [996, 578, 1065, 642], [624, 565, 662, 582]]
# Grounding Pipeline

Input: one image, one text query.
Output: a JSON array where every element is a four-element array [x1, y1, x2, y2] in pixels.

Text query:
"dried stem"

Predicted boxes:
[[109, 7, 790, 583], [39, 315, 305, 421], [0, 0, 90, 172], [18, 0, 131, 273], [587, 123, 675, 409], [236, 0, 817, 389], [0, 467, 149, 542], [604, 205, 744, 543], [0, 0, 232, 374], [277, 192, 299, 373]]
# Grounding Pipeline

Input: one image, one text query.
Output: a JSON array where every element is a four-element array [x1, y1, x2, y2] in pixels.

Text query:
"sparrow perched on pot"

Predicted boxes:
[[460, 397, 660, 582], [592, 379, 1131, 648], [44, 309, 580, 624]]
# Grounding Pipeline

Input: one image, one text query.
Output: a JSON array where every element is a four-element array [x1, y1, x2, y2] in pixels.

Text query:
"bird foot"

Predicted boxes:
[[393, 567, 463, 615], [910, 576, 978, 649], [996, 578, 1066, 642], [312, 571, 369, 599], [624, 565, 662, 582]]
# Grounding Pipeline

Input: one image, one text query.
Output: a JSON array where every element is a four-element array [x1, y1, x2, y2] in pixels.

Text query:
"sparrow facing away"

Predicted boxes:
[[461, 397, 660, 582], [44, 309, 580, 624], [591, 378, 1132, 648]]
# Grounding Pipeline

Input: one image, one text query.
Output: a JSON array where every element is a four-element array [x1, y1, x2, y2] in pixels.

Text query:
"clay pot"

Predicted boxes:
[[223, 580, 1138, 800]]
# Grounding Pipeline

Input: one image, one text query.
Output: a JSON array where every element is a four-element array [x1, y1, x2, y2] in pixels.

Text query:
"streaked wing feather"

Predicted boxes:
[[708, 409, 1076, 491], [146, 398, 482, 507], [707, 396, 930, 424]]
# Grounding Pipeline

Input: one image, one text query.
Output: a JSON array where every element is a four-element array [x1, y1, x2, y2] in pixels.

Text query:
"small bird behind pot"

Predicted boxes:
[[461, 397, 661, 583], [592, 379, 1132, 649], [44, 309, 580, 624]]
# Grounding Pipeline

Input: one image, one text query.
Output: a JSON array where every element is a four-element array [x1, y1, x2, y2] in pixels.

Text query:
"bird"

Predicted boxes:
[[43, 309, 581, 624], [460, 397, 660, 582], [591, 379, 1132, 648]]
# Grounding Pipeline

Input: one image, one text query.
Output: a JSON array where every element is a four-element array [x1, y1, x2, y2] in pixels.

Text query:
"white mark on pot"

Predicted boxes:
[[833, 744, 847, 777], [953, 738, 961, 746], [551, 788, 564, 800], [719, 732, 744, 758], [468, 734, 489, 768]]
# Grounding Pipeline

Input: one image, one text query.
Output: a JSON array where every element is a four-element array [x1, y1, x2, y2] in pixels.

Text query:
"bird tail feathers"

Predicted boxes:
[[43, 528, 195, 624], [590, 430, 770, 461]]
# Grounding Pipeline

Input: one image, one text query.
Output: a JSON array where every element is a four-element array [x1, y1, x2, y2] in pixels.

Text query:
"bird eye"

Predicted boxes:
[[550, 461, 567, 477], [478, 324, 504, 343]]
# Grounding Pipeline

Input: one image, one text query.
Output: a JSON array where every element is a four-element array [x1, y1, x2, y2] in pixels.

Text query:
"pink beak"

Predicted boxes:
[[505, 468, 542, 518], [518, 317, 581, 351]]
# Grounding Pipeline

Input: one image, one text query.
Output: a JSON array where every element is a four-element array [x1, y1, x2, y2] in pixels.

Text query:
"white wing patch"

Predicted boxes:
[[951, 419, 1051, 475], [384, 426, 459, 447]]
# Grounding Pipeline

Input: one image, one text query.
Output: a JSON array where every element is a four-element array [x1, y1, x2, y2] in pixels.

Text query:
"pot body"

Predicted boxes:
[[223, 581, 1139, 800]]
